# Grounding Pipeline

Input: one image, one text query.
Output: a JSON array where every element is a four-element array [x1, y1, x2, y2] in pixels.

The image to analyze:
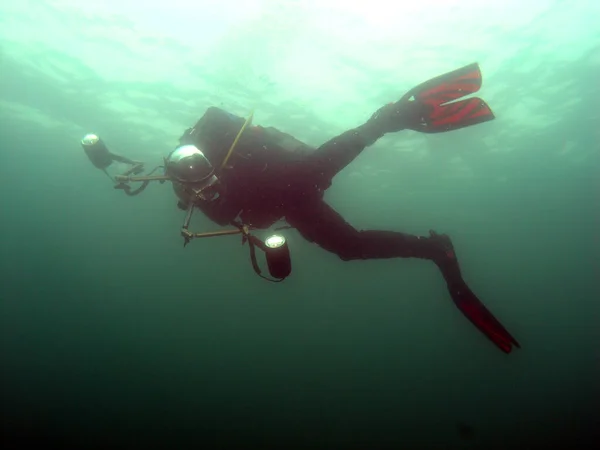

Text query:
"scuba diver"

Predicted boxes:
[[82, 63, 520, 354]]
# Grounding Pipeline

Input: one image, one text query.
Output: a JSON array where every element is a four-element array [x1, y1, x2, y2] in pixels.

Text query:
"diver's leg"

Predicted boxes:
[[308, 103, 419, 182], [310, 65, 497, 181], [285, 199, 520, 353], [285, 198, 451, 264]]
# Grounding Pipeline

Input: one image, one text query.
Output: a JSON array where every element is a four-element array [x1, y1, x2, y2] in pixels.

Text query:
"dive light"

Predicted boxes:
[[81, 133, 112, 170], [263, 234, 291, 279]]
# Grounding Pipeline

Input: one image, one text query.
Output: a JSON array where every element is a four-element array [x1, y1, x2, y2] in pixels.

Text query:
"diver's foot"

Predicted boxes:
[[368, 100, 430, 134], [426, 229, 461, 278], [360, 101, 425, 145], [428, 229, 456, 260]]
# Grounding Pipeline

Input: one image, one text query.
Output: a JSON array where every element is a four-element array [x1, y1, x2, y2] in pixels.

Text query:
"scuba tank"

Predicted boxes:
[[179, 107, 315, 168]]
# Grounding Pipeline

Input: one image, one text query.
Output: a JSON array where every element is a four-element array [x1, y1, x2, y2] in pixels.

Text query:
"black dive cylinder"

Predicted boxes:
[[181, 107, 315, 167]]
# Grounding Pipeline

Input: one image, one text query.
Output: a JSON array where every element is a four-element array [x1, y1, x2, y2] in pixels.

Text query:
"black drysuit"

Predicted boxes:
[[184, 107, 449, 265], [178, 106, 519, 354]]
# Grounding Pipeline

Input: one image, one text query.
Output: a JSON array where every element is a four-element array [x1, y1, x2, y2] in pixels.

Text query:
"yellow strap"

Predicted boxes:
[[220, 110, 254, 171]]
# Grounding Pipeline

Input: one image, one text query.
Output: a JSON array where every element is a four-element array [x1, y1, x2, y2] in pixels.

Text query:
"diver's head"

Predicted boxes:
[[166, 145, 215, 184], [166, 144, 219, 203]]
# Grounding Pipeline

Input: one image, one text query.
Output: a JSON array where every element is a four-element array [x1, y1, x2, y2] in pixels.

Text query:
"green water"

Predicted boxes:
[[1, 1, 599, 449]]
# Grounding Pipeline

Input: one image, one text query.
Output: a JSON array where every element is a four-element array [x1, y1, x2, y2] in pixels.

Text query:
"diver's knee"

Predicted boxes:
[[335, 243, 363, 261]]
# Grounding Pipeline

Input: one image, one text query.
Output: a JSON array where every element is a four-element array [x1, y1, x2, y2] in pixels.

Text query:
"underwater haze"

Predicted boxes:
[[1, 0, 599, 449]]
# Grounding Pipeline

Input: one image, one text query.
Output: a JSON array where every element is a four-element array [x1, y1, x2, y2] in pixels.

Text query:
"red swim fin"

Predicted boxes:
[[429, 230, 519, 353], [450, 282, 521, 353], [400, 63, 495, 133]]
